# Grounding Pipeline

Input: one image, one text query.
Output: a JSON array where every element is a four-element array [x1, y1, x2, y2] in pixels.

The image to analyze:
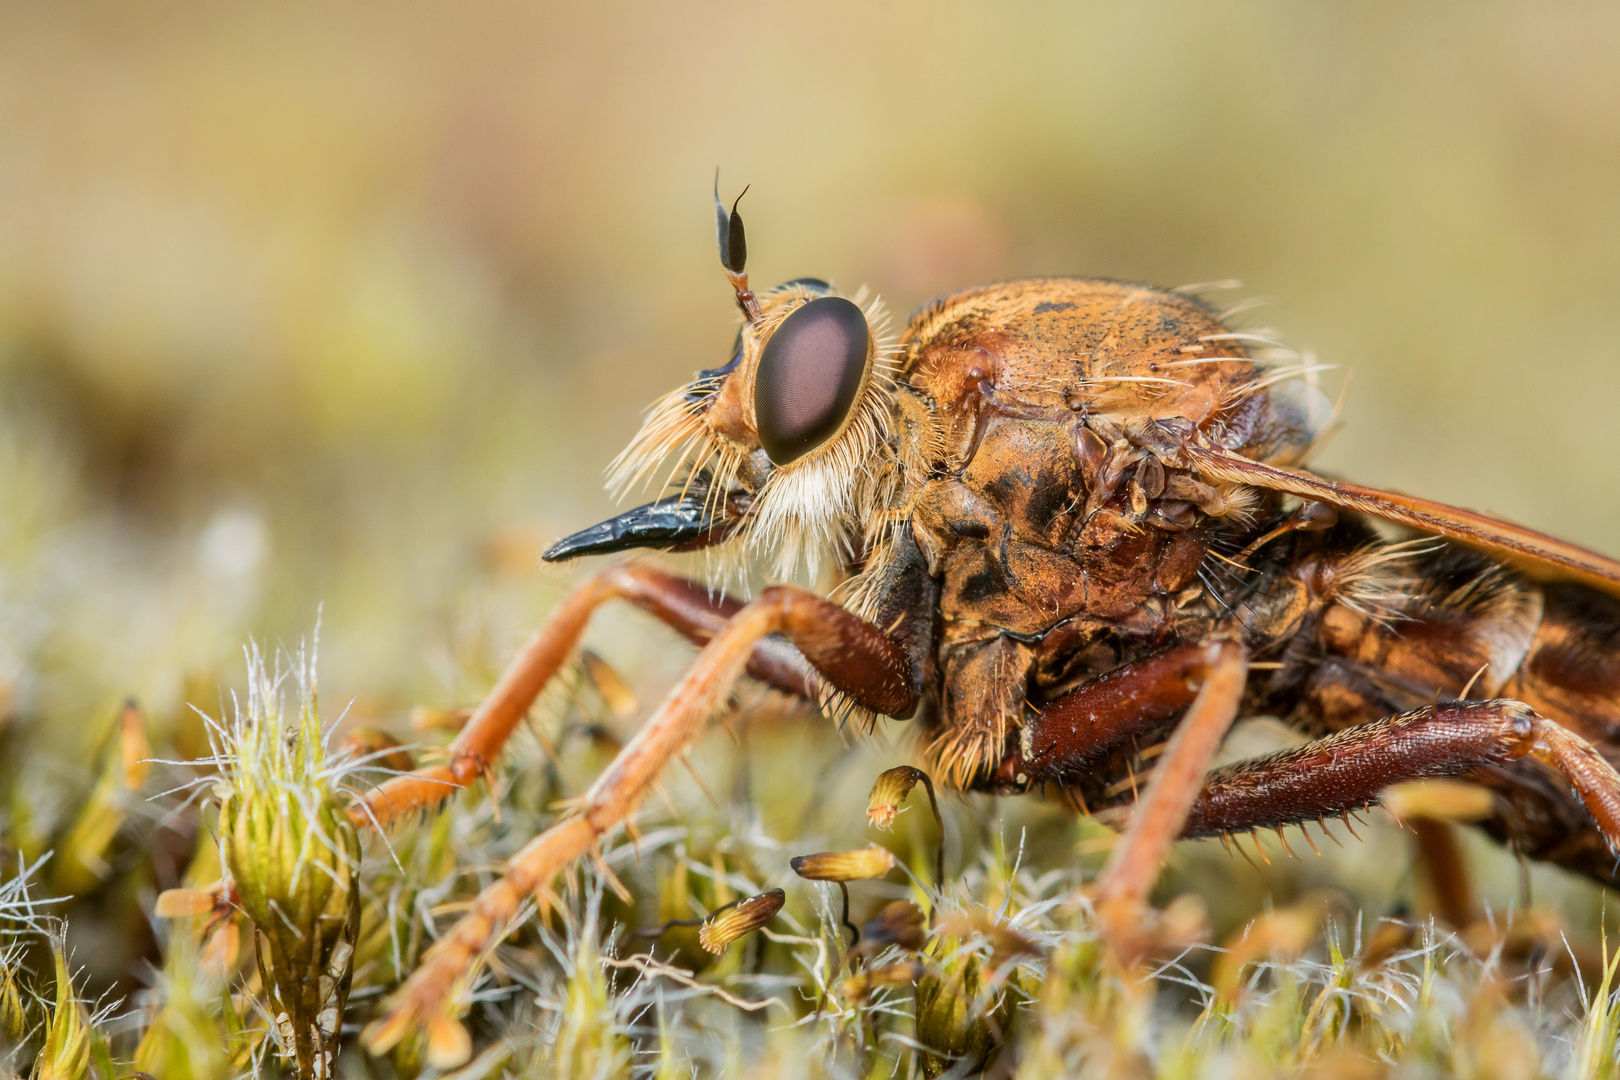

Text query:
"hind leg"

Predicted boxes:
[[1177, 700, 1620, 854]]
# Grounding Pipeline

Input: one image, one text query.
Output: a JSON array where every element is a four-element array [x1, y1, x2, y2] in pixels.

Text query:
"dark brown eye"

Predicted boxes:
[[753, 296, 870, 465]]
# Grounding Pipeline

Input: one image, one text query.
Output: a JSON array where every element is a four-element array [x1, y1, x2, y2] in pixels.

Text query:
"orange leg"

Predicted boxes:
[[1090, 639, 1248, 957], [352, 564, 825, 831], [363, 583, 917, 1061], [1529, 720, 1620, 851]]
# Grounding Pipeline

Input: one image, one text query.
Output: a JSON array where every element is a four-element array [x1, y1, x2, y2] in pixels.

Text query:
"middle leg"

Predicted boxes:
[[1090, 640, 1249, 950], [971, 637, 1252, 956]]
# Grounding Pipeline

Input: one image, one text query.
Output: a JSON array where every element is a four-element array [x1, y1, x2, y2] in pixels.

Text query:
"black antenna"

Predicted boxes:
[[712, 170, 760, 322], [714, 171, 749, 273]]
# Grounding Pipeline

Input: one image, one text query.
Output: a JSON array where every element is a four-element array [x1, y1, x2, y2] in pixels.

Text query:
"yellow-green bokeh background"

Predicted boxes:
[[4, 3, 1619, 816], [5, 0, 1620, 1009]]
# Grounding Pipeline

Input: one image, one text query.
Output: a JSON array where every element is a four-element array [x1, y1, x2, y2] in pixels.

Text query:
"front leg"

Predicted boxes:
[[364, 585, 921, 1061], [356, 563, 825, 829]]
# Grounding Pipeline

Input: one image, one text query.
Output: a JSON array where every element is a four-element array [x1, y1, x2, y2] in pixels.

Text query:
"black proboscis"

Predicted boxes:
[[543, 490, 737, 561]]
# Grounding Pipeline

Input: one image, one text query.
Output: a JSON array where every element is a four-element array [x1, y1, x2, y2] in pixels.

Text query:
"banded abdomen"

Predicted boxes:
[[1278, 526, 1620, 885]]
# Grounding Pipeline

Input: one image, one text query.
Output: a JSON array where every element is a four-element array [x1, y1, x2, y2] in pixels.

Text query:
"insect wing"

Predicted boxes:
[[1188, 446, 1620, 599]]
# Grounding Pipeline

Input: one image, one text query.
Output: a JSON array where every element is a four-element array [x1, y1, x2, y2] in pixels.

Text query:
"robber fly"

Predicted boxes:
[[363, 187, 1620, 1051]]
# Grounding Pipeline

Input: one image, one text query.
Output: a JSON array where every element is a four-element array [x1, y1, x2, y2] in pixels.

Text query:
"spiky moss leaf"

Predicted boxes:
[[1568, 942, 1620, 1080], [350, 796, 459, 991], [1015, 934, 1152, 1080], [214, 644, 361, 1080], [50, 703, 148, 897], [133, 932, 235, 1080], [224, 785, 360, 1079], [1, 948, 26, 1049], [914, 945, 1017, 1078], [28, 941, 92, 1080], [651, 1004, 692, 1080], [217, 989, 266, 1076], [1245, 966, 1308, 1068], [550, 926, 632, 1080]]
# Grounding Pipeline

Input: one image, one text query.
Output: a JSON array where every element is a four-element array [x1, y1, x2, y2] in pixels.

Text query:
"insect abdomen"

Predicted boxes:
[[1284, 533, 1620, 884], [1500, 582, 1620, 746]]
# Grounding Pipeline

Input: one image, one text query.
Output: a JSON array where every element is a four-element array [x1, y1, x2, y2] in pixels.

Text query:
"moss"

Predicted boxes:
[[2, 619, 1619, 1078]]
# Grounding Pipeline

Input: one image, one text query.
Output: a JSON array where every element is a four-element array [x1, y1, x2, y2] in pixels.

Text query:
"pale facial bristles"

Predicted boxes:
[[605, 385, 715, 500], [601, 288, 907, 592], [742, 293, 902, 583]]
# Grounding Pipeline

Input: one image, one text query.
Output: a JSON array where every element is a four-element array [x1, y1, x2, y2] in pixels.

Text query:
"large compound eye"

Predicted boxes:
[[753, 296, 870, 465]]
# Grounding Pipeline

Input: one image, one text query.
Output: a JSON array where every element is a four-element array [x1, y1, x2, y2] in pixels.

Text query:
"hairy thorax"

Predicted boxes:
[[913, 414, 1209, 671], [886, 279, 1285, 784], [905, 410, 1216, 783]]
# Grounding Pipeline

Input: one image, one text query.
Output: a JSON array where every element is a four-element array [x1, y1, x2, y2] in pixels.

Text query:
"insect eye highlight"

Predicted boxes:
[[753, 296, 870, 465]]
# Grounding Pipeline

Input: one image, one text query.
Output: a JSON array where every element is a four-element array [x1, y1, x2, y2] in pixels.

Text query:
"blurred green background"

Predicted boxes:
[[2, 1, 1618, 866]]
